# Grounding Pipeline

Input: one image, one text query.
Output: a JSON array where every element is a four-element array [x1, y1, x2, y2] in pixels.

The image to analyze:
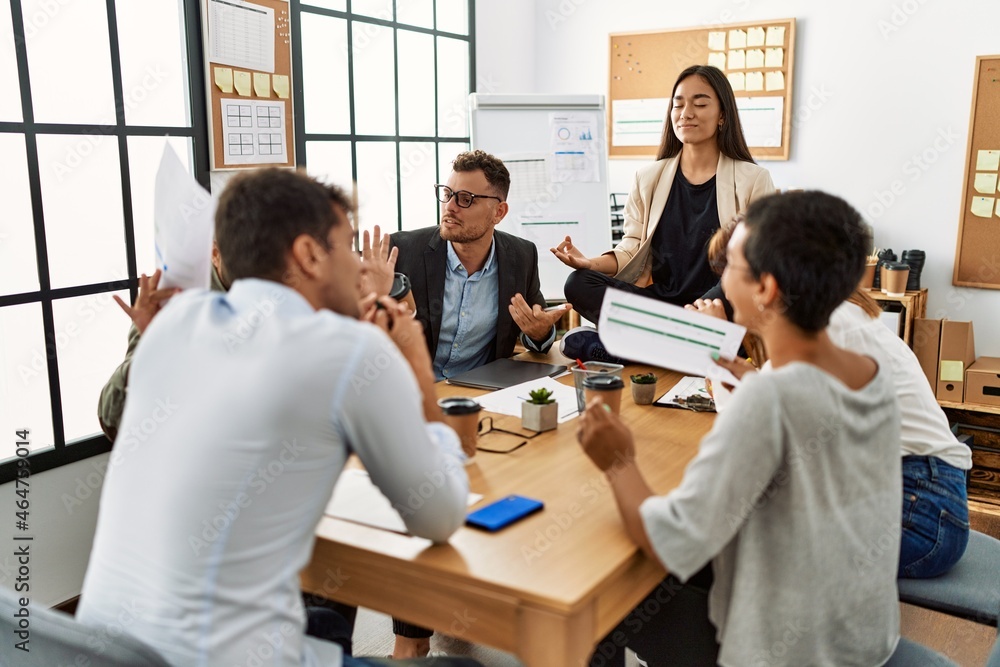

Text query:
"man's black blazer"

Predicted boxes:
[[389, 226, 550, 361]]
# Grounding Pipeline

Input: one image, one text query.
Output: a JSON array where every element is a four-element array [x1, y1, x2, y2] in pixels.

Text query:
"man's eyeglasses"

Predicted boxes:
[[434, 184, 503, 208]]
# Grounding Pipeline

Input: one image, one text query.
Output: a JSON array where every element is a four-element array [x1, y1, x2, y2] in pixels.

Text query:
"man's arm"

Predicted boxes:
[[510, 243, 568, 352], [97, 325, 141, 441]]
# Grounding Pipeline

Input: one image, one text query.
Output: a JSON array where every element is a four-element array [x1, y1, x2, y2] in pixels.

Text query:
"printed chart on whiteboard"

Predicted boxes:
[[221, 98, 287, 165], [208, 0, 276, 73]]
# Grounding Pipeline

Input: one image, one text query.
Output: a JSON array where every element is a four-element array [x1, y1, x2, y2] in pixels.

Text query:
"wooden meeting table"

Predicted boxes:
[[301, 351, 716, 666]]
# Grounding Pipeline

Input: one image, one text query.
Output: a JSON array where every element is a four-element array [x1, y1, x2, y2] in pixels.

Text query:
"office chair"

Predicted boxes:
[[882, 637, 957, 666], [897, 529, 1000, 626], [0, 588, 170, 666]]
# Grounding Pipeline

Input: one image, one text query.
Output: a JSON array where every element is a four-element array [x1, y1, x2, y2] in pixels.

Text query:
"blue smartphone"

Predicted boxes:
[[466, 495, 544, 532]]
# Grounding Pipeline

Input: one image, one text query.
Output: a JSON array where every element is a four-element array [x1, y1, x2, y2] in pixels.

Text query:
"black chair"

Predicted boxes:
[[0, 588, 169, 666]]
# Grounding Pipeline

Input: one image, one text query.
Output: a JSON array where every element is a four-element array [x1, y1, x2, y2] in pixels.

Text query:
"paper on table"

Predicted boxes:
[[972, 196, 995, 218], [746, 27, 765, 47], [729, 29, 747, 49], [477, 377, 579, 423], [326, 469, 483, 535], [765, 26, 785, 46], [977, 150, 1000, 171], [728, 49, 745, 70], [746, 49, 765, 69], [974, 173, 998, 195], [708, 31, 727, 51], [745, 72, 764, 92], [214, 66, 233, 93], [598, 288, 747, 385], [765, 47, 784, 68], [153, 144, 215, 290], [708, 52, 727, 70]]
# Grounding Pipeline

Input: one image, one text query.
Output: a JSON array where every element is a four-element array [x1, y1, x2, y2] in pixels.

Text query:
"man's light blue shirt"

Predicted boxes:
[[433, 240, 556, 381]]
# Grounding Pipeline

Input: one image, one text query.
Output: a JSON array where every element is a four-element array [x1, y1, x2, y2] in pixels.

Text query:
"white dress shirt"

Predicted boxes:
[[77, 279, 468, 667]]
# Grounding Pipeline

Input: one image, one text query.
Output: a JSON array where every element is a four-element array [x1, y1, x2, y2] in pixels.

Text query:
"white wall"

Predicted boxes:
[[478, 0, 1000, 355], [474, 0, 537, 94], [0, 453, 107, 606]]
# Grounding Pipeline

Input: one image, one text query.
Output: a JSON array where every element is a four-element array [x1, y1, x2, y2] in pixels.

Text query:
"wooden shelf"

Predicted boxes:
[[938, 400, 1000, 416], [864, 288, 927, 346]]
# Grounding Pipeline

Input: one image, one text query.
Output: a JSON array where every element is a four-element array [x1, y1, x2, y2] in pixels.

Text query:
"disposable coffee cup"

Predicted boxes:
[[438, 397, 481, 463], [583, 375, 625, 414], [389, 273, 417, 315], [860, 261, 877, 290], [884, 262, 910, 297]]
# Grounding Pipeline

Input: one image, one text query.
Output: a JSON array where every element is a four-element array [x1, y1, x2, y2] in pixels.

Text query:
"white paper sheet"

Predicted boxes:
[[597, 288, 746, 385], [736, 96, 784, 148], [221, 99, 287, 165], [549, 112, 600, 183], [326, 469, 483, 535], [208, 0, 275, 73], [477, 377, 579, 424], [153, 145, 215, 290], [612, 98, 669, 147], [502, 152, 551, 203]]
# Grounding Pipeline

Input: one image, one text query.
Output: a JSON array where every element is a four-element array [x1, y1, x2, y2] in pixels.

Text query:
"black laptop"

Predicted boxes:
[[445, 358, 568, 391]]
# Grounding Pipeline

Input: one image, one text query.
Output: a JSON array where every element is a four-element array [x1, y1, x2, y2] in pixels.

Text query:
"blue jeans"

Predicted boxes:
[[899, 456, 970, 578]]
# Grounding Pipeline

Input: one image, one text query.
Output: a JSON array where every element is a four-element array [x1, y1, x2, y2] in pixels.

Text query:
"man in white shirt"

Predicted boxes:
[[77, 168, 482, 667]]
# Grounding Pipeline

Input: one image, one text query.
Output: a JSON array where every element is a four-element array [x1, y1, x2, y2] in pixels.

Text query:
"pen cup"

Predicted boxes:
[[438, 397, 481, 464], [582, 375, 625, 414], [571, 363, 624, 413]]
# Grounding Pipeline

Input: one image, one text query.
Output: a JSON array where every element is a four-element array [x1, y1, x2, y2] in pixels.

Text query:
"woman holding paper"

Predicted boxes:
[[553, 65, 773, 359], [577, 191, 901, 666]]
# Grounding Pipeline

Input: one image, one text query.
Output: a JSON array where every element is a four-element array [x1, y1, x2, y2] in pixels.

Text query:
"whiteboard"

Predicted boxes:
[[469, 94, 611, 301]]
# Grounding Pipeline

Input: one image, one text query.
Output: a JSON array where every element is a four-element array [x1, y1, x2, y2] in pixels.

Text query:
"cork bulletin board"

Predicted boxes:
[[608, 18, 795, 161], [203, 0, 295, 171], [953, 55, 1000, 289]]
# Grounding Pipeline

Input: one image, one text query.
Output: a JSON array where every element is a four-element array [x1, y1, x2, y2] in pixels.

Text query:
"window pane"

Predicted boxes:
[[437, 142, 468, 182], [397, 0, 433, 29], [52, 291, 129, 443], [128, 136, 195, 273], [0, 0, 22, 122], [22, 0, 116, 125], [351, 0, 393, 21], [0, 134, 39, 295], [115, 0, 191, 127], [436, 0, 468, 35], [301, 13, 350, 135], [355, 141, 398, 237], [352, 21, 396, 136], [36, 134, 127, 288], [0, 303, 54, 456], [399, 142, 437, 232], [305, 140, 353, 189], [302, 0, 346, 11], [397, 31, 435, 137], [436, 36, 469, 138]]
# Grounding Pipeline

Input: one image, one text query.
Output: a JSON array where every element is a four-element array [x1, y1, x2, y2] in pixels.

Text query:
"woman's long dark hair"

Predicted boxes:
[[655, 65, 755, 164]]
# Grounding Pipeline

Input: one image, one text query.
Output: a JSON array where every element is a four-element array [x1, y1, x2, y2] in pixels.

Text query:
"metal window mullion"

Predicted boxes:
[[392, 1, 402, 232], [182, 0, 212, 190], [290, 0, 307, 167]]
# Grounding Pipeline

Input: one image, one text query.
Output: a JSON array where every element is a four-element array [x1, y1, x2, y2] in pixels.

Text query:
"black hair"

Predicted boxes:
[[742, 191, 870, 332], [452, 149, 511, 199], [215, 169, 347, 282]]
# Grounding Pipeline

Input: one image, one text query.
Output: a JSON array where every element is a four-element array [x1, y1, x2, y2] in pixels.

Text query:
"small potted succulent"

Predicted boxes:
[[630, 372, 658, 405], [522, 387, 558, 432]]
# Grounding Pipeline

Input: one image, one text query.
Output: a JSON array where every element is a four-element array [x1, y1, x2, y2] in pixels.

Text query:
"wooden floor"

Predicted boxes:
[[898, 500, 1000, 666]]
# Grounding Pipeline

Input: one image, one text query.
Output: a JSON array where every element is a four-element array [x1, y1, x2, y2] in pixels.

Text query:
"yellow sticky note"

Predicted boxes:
[[214, 66, 233, 93], [728, 29, 747, 49], [708, 31, 726, 51], [708, 51, 727, 69], [233, 71, 251, 97], [974, 172, 998, 195], [727, 72, 745, 92], [746, 49, 765, 69], [272, 74, 290, 99], [765, 47, 784, 68], [253, 72, 270, 97], [746, 27, 765, 47], [972, 196, 995, 218], [728, 49, 745, 70], [939, 360, 965, 382], [766, 26, 786, 46], [977, 150, 1000, 171], [745, 72, 764, 92], [765, 71, 785, 91]]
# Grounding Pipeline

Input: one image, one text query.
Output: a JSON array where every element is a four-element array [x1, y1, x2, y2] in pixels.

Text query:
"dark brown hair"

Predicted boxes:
[[656, 65, 755, 163], [452, 150, 510, 200]]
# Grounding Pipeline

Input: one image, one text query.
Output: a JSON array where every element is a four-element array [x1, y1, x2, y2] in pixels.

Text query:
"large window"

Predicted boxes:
[[293, 0, 476, 238], [0, 0, 208, 482]]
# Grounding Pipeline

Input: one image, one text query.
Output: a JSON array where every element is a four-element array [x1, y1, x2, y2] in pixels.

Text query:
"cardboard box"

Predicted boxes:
[[912, 318, 942, 389], [966, 357, 1000, 407], [936, 320, 975, 402]]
